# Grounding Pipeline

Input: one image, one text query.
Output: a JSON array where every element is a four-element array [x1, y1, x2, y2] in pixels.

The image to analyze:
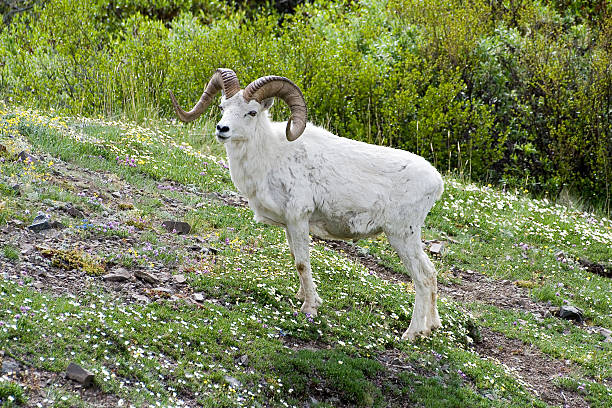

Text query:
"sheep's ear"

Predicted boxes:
[[261, 97, 274, 111]]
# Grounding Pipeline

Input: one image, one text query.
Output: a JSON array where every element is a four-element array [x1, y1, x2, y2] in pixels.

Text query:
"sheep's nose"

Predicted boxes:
[[216, 124, 229, 133]]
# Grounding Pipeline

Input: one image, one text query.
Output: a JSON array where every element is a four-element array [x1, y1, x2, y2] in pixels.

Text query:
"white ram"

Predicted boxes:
[[169, 68, 444, 340]]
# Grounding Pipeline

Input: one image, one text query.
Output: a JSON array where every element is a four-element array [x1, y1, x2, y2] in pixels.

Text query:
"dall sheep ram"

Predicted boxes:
[[169, 68, 444, 340]]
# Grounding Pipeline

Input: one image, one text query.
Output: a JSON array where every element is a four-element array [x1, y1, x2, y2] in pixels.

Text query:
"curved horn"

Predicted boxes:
[[243, 76, 307, 141], [168, 68, 240, 122]]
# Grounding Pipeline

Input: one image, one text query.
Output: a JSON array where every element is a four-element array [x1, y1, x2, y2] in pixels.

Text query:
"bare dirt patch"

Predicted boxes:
[[475, 326, 589, 408], [1, 357, 123, 407]]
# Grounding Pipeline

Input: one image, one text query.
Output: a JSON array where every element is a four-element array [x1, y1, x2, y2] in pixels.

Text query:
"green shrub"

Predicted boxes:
[[0, 0, 610, 211]]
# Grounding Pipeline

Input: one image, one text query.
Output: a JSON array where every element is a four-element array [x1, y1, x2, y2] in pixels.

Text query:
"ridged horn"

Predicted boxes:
[[243, 76, 307, 141], [168, 68, 240, 122]]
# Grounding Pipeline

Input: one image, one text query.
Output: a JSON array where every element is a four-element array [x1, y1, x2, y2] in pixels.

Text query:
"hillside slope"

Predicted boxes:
[[0, 106, 610, 407]]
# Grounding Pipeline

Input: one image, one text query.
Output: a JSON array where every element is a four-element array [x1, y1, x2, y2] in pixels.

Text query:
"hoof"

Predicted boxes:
[[301, 303, 319, 317], [402, 327, 431, 342]]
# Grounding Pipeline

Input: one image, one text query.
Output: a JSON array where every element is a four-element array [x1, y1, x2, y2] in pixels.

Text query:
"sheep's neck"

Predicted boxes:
[[225, 126, 280, 198]]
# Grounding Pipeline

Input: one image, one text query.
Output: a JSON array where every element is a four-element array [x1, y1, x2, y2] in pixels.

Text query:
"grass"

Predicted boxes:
[[2, 245, 19, 263], [0, 104, 610, 407]]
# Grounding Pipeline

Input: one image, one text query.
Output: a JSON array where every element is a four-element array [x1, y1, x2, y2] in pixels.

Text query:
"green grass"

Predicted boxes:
[[2, 245, 19, 263], [0, 379, 26, 407], [0, 105, 610, 407]]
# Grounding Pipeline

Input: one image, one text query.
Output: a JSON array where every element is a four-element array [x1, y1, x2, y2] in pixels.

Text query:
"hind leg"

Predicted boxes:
[[387, 231, 440, 341]]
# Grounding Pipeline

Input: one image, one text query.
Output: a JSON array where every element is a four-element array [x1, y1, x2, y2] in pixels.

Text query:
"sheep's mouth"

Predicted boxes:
[[216, 134, 230, 142]]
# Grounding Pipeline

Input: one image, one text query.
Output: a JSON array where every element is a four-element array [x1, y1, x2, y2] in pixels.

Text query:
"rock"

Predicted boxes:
[[596, 327, 612, 343], [134, 270, 159, 284], [111, 191, 122, 199], [62, 204, 85, 219], [28, 214, 50, 232], [193, 293, 205, 302], [20, 244, 34, 255], [152, 286, 173, 294], [9, 219, 24, 228], [161, 220, 191, 235], [238, 354, 248, 365], [428, 241, 445, 254], [28, 214, 64, 232], [558, 305, 584, 324], [224, 375, 241, 389], [173, 274, 186, 284], [133, 294, 149, 303], [16, 151, 39, 164], [65, 362, 94, 386], [102, 268, 132, 282], [1, 357, 21, 374]]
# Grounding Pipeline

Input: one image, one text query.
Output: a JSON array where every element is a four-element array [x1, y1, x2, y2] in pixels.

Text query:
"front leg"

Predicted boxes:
[[286, 221, 323, 316]]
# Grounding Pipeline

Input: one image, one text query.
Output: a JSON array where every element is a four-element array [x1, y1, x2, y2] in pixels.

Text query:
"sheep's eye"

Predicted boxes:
[[247, 110, 257, 117]]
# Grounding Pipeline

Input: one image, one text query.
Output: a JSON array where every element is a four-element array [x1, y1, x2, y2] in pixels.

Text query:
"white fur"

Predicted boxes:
[[215, 91, 444, 340]]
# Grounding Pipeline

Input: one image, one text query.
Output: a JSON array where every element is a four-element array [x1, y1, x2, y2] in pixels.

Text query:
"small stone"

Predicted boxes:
[[152, 287, 174, 295], [62, 204, 85, 219], [9, 219, 24, 227], [558, 305, 584, 324], [224, 375, 241, 389], [133, 294, 149, 303], [10, 184, 20, 196], [134, 270, 159, 284], [102, 268, 132, 282], [111, 191, 122, 198], [28, 214, 52, 232], [596, 327, 612, 343], [118, 202, 134, 210], [193, 293, 205, 302], [162, 220, 191, 235], [428, 241, 445, 254], [65, 362, 94, 386], [1, 357, 21, 374], [189, 244, 201, 251], [173, 274, 186, 284], [33, 281, 44, 290], [239, 354, 248, 365]]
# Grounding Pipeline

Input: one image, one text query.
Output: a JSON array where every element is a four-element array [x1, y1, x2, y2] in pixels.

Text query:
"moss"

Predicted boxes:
[[38, 247, 105, 276]]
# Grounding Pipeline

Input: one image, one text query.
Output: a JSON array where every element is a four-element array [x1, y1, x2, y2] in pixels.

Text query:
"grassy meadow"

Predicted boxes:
[[0, 105, 611, 407]]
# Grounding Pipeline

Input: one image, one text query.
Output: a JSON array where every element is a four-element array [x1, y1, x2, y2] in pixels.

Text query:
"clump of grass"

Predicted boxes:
[[273, 349, 383, 406], [38, 247, 105, 276], [2, 245, 19, 262], [0, 379, 27, 406]]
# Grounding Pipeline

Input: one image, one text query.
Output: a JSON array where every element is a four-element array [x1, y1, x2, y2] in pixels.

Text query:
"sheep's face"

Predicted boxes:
[[215, 92, 274, 144]]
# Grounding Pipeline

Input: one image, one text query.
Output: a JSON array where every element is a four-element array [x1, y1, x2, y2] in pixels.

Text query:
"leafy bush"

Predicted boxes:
[[0, 0, 610, 211]]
